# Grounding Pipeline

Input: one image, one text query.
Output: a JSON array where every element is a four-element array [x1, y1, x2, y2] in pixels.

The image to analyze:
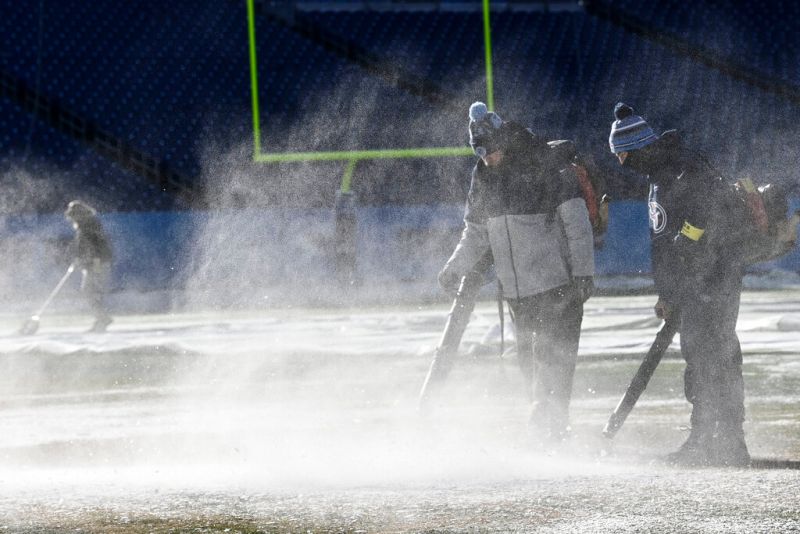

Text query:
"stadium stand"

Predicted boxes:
[[296, 6, 800, 195], [1, 0, 798, 213], [597, 0, 800, 86], [0, 97, 176, 212]]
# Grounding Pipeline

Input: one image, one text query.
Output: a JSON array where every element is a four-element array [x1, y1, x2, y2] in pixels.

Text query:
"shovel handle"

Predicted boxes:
[[603, 317, 680, 438], [32, 263, 76, 317]]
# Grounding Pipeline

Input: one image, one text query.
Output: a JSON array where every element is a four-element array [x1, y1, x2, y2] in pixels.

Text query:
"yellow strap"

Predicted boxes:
[[680, 221, 705, 241]]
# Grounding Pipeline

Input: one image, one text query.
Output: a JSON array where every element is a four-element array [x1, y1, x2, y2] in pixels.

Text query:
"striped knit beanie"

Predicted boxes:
[[468, 101, 504, 158], [608, 102, 658, 154]]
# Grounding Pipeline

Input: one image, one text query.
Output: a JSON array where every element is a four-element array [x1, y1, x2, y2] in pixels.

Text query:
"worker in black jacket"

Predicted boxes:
[[439, 102, 595, 445], [609, 102, 749, 467], [65, 200, 113, 333]]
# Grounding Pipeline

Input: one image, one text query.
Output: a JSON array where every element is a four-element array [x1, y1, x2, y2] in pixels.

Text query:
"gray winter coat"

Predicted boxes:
[[444, 125, 594, 300]]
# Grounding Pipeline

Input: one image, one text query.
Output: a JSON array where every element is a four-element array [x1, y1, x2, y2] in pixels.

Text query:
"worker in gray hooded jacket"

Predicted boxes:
[[438, 102, 595, 444]]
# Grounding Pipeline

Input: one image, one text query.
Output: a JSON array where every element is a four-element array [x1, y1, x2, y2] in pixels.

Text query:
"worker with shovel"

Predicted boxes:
[[65, 200, 113, 333], [22, 201, 114, 335]]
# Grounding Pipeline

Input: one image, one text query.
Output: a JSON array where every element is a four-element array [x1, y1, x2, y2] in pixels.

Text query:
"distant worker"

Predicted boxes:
[[438, 102, 595, 445], [65, 200, 113, 333], [608, 102, 749, 467]]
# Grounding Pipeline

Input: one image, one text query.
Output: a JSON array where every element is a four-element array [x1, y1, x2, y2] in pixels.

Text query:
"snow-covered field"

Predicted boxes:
[[0, 290, 799, 532]]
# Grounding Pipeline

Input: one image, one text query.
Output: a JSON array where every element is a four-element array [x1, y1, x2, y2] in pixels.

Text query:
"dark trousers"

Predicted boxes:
[[508, 285, 584, 435], [80, 259, 111, 320], [679, 265, 745, 427]]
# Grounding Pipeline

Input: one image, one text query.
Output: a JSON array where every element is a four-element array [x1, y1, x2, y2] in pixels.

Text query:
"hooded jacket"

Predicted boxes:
[[624, 130, 745, 304], [68, 212, 113, 265], [444, 122, 594, 300]]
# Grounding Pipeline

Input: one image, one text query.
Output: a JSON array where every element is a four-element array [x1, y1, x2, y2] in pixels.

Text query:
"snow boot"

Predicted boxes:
[[666, 425, 715, 467], [527, 407, 569, 451], [712, 420, 750, 467], [526, 405, 551, 450], [527, 362, 573, 450]]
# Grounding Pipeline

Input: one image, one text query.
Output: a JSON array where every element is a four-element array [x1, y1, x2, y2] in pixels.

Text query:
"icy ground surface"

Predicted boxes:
[[0, 290, 799, 532]]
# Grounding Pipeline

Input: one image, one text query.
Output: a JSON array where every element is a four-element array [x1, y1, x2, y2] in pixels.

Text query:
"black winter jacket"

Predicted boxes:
[[625, 130, 744, 305], [72, 216, 113, 265]]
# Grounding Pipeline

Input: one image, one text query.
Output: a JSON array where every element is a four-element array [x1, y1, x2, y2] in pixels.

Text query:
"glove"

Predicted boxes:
[[573, 276, 594, 303], [437, 266, 462, 293], [654, 298, 674, 320], [672, 231, 699, 264]]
